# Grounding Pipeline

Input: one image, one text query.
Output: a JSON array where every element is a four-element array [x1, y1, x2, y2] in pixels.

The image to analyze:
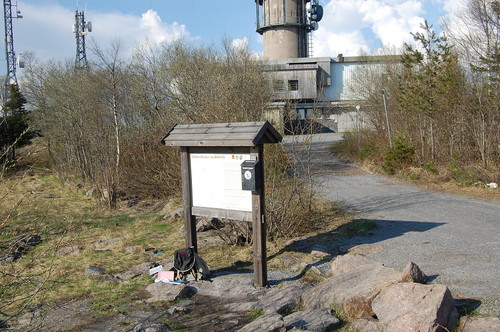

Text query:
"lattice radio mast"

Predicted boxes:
[[73, 4, 92, 68], [3, 0, 22, 87]]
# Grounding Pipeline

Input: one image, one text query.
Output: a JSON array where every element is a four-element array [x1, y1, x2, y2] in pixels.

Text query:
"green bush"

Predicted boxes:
[[382, 136, 415, 174], [359, 141, 379, 163], [447, 161, 478, 186], [423, 163, 439, 175], [331, 132, 382, 164], [330, 132, 359, 161]]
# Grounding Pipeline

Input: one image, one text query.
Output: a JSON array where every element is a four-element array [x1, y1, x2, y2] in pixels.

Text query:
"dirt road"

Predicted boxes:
[[284, 133, 500, 313]]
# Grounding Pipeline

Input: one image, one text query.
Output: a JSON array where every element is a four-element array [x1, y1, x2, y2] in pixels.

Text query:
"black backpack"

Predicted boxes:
[[173, 247, 210, 281]]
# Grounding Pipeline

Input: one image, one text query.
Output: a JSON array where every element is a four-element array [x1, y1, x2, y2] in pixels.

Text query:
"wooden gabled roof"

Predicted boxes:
[[161, 121, 282, 147]]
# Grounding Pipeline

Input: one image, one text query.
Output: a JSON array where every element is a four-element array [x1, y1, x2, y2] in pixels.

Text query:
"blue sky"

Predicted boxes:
[[2, 0, 462, 77]]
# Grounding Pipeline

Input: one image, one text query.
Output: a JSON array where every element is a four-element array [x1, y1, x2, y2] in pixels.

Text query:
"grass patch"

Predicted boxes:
[[281, 301, 304, 317], [302, 267, 327, 284], [329, 304, 352, 331], [152, 222, 172, 232], [84, 214, 136, 229], [455, 299, 483, 317], [338, 219, 378, 238], [162, 319, 196, 332], [89, 277, 150, 315], [248, 308, 264, 320]]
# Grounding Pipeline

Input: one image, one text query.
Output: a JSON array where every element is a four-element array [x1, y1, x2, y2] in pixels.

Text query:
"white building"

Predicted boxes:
[[264, 54, 399, 133]]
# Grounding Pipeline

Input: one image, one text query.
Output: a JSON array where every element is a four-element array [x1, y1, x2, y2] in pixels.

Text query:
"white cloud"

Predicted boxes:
[[441, 0, 465, 15], [231, 37, 249, 50], [314, 29, 370, 57], [230, 37, 263, 59], [11, 3, 190, 65], [314, 0, 428, 56]]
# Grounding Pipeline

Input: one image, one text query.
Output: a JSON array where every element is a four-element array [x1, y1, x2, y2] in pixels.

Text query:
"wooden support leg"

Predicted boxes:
[[251, 145, 267, 287], [181, 147, 198, 253]]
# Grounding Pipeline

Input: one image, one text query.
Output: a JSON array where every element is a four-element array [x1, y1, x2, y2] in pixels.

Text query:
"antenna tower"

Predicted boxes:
[[3, 0, 22, 87], [74, 8, 91, 68]]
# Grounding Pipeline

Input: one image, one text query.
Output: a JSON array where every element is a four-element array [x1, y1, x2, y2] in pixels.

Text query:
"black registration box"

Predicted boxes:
[[241, 160, 261, 192]]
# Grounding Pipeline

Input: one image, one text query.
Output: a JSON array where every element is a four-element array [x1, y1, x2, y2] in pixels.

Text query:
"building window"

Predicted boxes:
[[288, 80, 299, 91]]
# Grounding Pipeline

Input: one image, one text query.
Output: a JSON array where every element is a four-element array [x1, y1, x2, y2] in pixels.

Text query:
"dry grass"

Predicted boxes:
[[393, 165, 500, 203], [0, 140, 186, 318]]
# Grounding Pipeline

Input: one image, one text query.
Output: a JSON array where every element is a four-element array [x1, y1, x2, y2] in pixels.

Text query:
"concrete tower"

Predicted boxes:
[[254, 0, 323, 60]]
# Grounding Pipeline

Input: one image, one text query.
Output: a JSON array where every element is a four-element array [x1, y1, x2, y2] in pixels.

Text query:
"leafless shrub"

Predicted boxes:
[[265, 134, 324, 240]]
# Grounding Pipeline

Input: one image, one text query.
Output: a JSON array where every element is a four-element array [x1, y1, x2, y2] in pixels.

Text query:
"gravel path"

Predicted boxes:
[[284, 133, 500, 311]]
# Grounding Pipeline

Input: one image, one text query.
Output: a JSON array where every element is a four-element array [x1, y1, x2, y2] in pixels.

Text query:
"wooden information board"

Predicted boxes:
[[161, 122, 282, 287]]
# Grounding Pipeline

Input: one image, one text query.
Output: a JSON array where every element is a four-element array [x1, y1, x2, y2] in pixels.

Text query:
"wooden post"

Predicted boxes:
[[180, 147, 198, 253], [251, 145, 267, 287]]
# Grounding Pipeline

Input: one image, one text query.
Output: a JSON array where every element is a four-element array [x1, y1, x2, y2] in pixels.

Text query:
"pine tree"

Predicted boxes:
[[396, 21, 457, 162], [1, 84, 33, 161]]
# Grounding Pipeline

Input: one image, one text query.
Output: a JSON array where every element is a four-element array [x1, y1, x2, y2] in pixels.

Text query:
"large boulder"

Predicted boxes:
[[330, 254, 382, 276], [283, 309, 340, 331], [460, 317, 500, 332], [238, 313, 285, 332], [351, 318, 384, 332], [302, 263, 401, 318], [255, 284, 307, 314], [371, 282, 458, 332]]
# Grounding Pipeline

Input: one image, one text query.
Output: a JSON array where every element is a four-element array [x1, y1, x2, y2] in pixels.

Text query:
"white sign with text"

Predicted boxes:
[[190, 152, 252, 212]]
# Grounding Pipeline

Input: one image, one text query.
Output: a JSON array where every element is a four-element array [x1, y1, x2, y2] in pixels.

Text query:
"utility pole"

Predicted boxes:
[[74, 9, 91, 68], [382, 90, 393, 148]]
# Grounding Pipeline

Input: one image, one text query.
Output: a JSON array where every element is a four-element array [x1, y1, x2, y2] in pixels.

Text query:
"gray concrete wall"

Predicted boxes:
[[261, 0, 304, 60], [264, 28, 300, 60]]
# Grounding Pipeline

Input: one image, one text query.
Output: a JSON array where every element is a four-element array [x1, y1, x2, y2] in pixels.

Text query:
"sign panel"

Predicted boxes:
[[190, 152, 252, 212]]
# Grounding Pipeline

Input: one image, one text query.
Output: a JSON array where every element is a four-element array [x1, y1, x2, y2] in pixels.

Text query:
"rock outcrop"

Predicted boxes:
[[460, 316, 500, 332], [145, 283, 196, 303], [371, 283, 458, 331], [330, 253, 381, 276], [238, 313, 285, 332], [302, 261, 402, 318], [301, 254, 459, 331], [255, 283, 307, 314], [283, 309, 340, 331]]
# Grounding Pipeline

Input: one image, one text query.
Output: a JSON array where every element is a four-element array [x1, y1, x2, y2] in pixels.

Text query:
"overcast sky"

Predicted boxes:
[[2, 0, 464, 77]]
